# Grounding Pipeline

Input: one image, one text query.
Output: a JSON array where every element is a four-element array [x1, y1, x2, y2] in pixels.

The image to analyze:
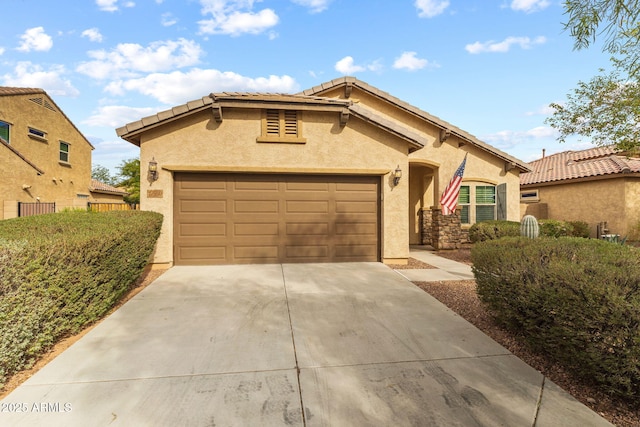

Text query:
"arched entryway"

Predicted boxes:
[[408, 161, 438, 245]]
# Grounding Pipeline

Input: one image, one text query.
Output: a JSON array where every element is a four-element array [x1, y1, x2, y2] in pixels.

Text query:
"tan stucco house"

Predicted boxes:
[[520, 146, 640, 239], [89, 179, 129, 203], [0, 87, 94, 219], [117, 77, 529, 266]]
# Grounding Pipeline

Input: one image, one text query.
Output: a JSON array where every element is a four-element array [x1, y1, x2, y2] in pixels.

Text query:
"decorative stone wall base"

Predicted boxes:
[[430, 207, 462, 250]]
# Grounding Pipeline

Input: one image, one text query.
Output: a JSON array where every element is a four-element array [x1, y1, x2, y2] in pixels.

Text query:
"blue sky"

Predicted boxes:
[[1, 0, 612, 174]]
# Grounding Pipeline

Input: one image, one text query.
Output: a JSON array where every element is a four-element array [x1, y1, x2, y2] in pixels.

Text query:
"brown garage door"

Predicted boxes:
[[174, 173, 380, 265]]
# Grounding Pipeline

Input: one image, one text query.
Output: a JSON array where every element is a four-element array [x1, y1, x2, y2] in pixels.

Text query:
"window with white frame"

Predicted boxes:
[[520, 189, 539, 202], [28, 127, 47, 140], [59, 141, 70, 163], [458, 184, 497, 224], [0, 121, 10, 143]]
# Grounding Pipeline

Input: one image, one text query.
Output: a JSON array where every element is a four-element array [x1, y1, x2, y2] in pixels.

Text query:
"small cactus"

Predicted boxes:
[[521, 215, 539, 239]]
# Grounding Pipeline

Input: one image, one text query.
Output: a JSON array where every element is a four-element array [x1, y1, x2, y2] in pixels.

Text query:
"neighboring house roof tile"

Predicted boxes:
[[520, 146, 640, 186], [0, 136, 45, 175], [89, 179, 129, 195], [301, 77, 531, 173], [0, 87, 45, 96]]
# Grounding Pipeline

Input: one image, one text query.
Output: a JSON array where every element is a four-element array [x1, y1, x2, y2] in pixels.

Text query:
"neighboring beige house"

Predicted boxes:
[[0, 87, 94, 219], [117, 77, 529, 267], [89, 179, 129, 203], [520, 146, 640, 239]]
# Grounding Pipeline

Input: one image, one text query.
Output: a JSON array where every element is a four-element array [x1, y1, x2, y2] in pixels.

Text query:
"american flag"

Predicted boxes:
[[439, 154, 467, 215]]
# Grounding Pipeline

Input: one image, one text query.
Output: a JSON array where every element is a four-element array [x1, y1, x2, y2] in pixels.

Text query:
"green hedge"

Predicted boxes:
[[0, 211, 162, 387], [471, 237, 640, 401], [469, 219, 591, 242], [468, 220, 521, 242]]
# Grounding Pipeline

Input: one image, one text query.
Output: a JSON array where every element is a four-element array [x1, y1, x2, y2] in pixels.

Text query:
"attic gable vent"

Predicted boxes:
[[258, 109, 306, 144], [29, 97, 57, 113], [44, 100, 57, 112]]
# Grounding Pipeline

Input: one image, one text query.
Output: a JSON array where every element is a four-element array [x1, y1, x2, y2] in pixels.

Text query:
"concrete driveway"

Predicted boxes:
[[1, 263, 612, 426]]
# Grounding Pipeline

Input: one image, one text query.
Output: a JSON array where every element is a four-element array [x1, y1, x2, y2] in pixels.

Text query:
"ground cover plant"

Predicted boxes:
[[471, 237, 640, 402], [0, 210, 162, 387]]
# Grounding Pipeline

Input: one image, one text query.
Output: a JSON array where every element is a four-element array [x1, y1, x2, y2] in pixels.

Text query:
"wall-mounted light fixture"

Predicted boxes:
[[393, 165, 402, 186], [148, 157, 158, 182]]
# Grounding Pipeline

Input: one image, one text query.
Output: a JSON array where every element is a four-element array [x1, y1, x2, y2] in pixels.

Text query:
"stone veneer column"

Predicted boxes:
[[430, 207, 462, 250], [419, 208, 432, 246]]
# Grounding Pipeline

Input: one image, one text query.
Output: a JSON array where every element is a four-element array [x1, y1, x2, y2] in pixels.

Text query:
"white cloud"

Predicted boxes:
[[198, 0, 279, 36], [525, 104, 556, 116], [335, 56, 381, 74], [17, 27, 53, 52], [483, 126, 558, 149], [291, 0, 332, 13], [161, 12, 178, 27], [77, 38, 203, 80], [96, 0, 135, 12], [510, 0, 550, 13], [96, 0, 118, 11], [82, 28, 104, 43], [2, 62, 79, 97], [415, 0, 449, 18], [0, 47, 4, 56], [465, 36, 546, 54], [84, 105, 158, 127], [393, 51, 437, 71], [104, 69, 298, 104]]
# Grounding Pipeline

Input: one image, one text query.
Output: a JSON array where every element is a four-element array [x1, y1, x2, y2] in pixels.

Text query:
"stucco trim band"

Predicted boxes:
[[161, 165, 392, 176]]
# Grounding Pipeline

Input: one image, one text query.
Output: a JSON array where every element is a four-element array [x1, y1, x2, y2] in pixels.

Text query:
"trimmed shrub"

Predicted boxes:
[[567, 220, 590, 238], [471, 237, 640, 401], [0, 211, 163, 387], [468, 220, 521, 243], [538, 219, 574, 237]]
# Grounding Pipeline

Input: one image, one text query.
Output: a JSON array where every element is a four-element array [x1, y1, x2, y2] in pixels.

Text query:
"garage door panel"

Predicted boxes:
[[174, 173, 379, 265], [336, 201, 377, 213], [233, 180, 279, 191], [285, 181, 329, 192], [178, 246, 227, 263], [286, 222, 329, 236], [234, 200, 279, 213], [286, 200, 329, 214], [234, 223, 279, 236], [234, 246, 279, 261], [336, 222, 377, 236], [180, 223, 226, 237], [180, 200, 227, 213]]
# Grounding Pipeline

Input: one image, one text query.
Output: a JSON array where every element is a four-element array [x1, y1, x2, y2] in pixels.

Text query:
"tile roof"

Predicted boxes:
[[117, 92, 352, 141], [301, 77, 531, 173], [89, 179, 129, 195], [0, 87, 45, 96], [520, 146, 640, 185]]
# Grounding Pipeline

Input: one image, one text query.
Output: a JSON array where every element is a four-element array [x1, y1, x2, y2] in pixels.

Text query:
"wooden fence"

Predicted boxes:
[[18, 202, 56, 217], [87, 203, 139, 212]]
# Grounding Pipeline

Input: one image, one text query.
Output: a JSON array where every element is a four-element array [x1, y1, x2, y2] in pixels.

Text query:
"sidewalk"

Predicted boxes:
[[394, 246, 475, 282]]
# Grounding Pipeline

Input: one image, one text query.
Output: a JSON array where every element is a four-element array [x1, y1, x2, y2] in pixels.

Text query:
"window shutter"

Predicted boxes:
[[496, 183, 507, 220], [283, 110, 298, 137], [266, 110, 280, 136]]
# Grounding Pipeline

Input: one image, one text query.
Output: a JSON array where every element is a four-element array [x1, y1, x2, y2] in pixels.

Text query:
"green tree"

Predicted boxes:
[[91, 164, 116, 186], [547, 1, 640, 150], [115, 158, 140, 204]]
